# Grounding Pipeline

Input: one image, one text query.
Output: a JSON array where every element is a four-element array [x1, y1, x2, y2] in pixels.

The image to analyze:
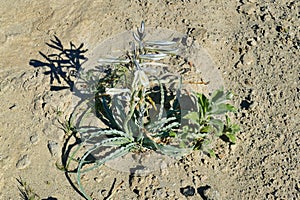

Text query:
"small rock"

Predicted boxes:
[[47, 141, 59, 157], [16, 155, 30, 169], [238, 3, 256, 15], [247, 38, 257, 46], [249, 101, 258, 109], [203, 187, 221, 199], [261, 14, 271, 22], [185, 36, 194, 47], [192, 175, 201, 186], [197, 185, 211, 199], [241, 52, 255, 65], [0, 154, 8, 162], [153, 187, 164, 197], [33, 98, 43, 110], [180, 185, 195, 197], [125, 18, 133, 30], [100, 189, 108, 197], [0, 31, 7, 43], [30, 134, 39, 144], [94, 177, 102, 183]]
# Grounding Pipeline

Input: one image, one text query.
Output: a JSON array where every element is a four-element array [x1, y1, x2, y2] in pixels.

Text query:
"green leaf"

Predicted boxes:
[[211, 89, 233, 105], [146, 117, 177, 133], [209, 119, 224, 136], [179, 131, 188, 140], [98, 58, 130, 64], [225, 114, 231, 125], [224, 133, 237, 144], [157, 144, 192, 158], [196, 93, 209, 119], [224, 115, 240, 134], [209, 103, 237, 115], [144, 46, 178, 54], [183, 112, 199, 124], [80, 128, 132, 140], [76, 143, 136, 200], [231, 124, 241, 133], [145, 40, 177, 46], [139, 53, 167, 61], [206, 149, 216, 158], [141, 137, 158, 150], [211, 89, 226, 104], [95, 137, 132, 147], [200, 125, 213, 133]]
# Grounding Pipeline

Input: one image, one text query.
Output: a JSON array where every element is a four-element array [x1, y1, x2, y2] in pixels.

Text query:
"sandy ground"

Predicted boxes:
[[0, 0, 299, 199]]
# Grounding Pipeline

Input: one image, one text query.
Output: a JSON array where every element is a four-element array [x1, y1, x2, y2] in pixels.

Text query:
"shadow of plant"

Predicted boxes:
[[29, 35, 88, 91]]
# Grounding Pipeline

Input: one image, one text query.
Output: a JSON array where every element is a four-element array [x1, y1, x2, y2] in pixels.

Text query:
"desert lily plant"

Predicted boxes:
[[66, 21, 239, 199]]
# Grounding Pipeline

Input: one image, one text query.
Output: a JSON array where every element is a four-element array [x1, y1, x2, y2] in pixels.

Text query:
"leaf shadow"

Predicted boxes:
[[29, 35, 88, 91]]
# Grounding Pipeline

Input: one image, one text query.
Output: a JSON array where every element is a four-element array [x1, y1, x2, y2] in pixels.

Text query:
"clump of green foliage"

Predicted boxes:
[[183, 90, 240, 157], [62, 21, 239, 199]]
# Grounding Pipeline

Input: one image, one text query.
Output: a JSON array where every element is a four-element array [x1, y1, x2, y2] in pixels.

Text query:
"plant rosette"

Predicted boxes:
[[70, 22, 238, 199], [74, 21, 233, 175], [67, 22, 239, 199]]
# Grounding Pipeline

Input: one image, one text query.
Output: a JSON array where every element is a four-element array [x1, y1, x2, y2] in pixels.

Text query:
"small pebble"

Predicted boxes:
[[47, 141, 59, 157], [0, 31, 7, 43], [180, 185, 195, 197], [247, 38, 257, 46], [242, 52, 255, 65], [185, 36, 194, 47], [239, 3, 256, 15], [16, 155, 30, 169], [94, 177, 102, 183], [100, 189, 108, 196], [30, 134, 39, 144], [153, 187, 164, 196]]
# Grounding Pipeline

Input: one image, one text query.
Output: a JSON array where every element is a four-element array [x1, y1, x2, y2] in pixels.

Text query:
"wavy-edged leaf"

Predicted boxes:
[[160, 121, 180, 132], [133, 31, 141, 42], [145, 40, 177, 46], [146, 117, 177, 133], [106, 88, 131, 96], [139, 21, 145, 34], [139, 53, 167, 61], [145, 46, 178, 54], [80, 128, 131, 140], [140, 62, 168, 67], [94, 137, 132, 147], [77, 142, 136, 199], [98, 58, 130, 64]]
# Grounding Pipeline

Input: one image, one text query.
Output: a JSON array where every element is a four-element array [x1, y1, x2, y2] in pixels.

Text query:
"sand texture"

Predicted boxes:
[[0, 0, 299, 199]]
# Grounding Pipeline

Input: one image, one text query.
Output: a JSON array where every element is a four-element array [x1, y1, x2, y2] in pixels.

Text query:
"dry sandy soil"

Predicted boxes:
[[0, 0, 299, 199]]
